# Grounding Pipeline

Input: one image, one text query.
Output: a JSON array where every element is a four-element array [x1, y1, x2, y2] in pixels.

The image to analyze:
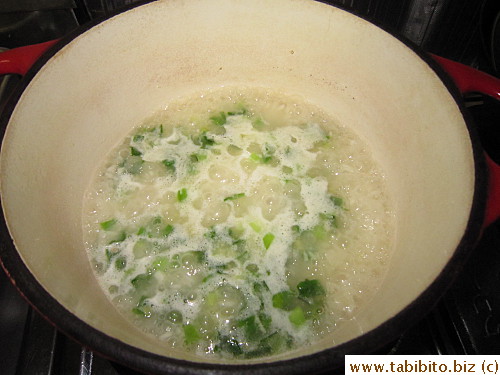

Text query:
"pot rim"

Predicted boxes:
[[0, 0, 488, 373]]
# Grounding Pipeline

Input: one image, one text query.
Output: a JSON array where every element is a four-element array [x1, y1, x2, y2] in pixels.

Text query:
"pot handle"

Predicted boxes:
[[431, 54, 500, 227], [0, 40, 59, 76]]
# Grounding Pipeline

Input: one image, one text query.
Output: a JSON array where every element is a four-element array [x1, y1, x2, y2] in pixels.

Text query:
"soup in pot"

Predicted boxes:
[[82, 88, 393, 360]]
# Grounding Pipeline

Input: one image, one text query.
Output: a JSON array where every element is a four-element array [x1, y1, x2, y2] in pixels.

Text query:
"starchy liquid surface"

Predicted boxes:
[[83, 88, 393, 360]]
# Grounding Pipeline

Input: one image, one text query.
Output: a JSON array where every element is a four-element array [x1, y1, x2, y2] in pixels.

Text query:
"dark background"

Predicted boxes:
[[0, 1, 499, 374]]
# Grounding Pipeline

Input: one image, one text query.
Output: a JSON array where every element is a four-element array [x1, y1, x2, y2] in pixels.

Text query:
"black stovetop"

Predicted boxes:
[[0, 1, 499, 374]]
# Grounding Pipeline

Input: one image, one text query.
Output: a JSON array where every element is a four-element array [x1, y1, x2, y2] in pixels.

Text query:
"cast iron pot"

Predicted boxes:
[[0, 0, 499, 373]]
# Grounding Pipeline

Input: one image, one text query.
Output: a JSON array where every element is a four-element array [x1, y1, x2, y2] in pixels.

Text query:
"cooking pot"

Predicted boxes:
[[0, 0, 499, 373]]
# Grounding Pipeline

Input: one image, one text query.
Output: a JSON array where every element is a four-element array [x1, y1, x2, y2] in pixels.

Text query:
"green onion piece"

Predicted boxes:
[[177, 188, 188, 202], [190, 153, 207, 162], [205, 229, 217, 239], [105, 248, 118, 262], [137, 295, 148, 307], [199, 132, 215, 148], [272, 290, 296, 311], [245, 263, 259, 275], [115, 255, 127, 270], [183, 324, 201, 345], [297, 279, 326, 298], [238, 315, 264, 341], [258, 312, 272, 331], [330, 196, 343, 207], [132, 134, 144, 142], [224, 193, 245, 201], [261, 155, 273, 163], [131, 307, 148, 317], [253, 281, 270, 295], [289, 306, 306, 327], [263, 233, 275, 250], [249, 152, 273, 164], [122, 155, 143, 175], [249, 153, 261, 162], [130, 273, 153, 289], [249, 221, 262, 233], [252, 118, 265, 130], [202, 273, 216, 283], [130, 146, 142, 156], [133, 238, 154, 259], [244, 331, 294, 358], [100, 218, 117, 230], [311, 224, 327, 239], [217, 335, 243, 356], [108, 231, 126, 244], [162, 159, 176, 173], [161, 224, 174, 237], [210, 112, 227, 126], [227, 106, 247, 116], [236, 250, 250, 263]]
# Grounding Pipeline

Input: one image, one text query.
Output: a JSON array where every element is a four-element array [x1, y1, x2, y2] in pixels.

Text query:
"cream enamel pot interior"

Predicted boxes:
[[0, 0, 498, 373]]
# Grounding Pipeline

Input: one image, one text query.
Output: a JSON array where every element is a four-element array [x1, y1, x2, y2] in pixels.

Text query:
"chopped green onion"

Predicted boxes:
[[227, 106, 247, 116], [263, 232, 275, 250], [161, 224, 174, 237], [150, 256, 169, 272], [297, 279, 326, 298], [199, 132, 215, 148], [205, 229, 217, 239], [190, 153, 207, 162], [108, 231, 126, 244], [258, 312, 272, 331], [252, 117, 265, 130], [130, 146, 142, 156], [217, 335, 243, 356], [210, 112, 227, 126], [100, 218, 117, 230], [177, 188, 188, 202], [137, 295, 148, 307], [105, 248, 119, 262], [238, 315, 264, 341], [311, 224, 327, 239], [289, 306, 306, 327], [131, 307, 150, 317], [162, 159, 176, 173], [183, 324, 201, 345], [272, 290, 296, 311], [249, 221, 262, 233], [115, 255, 127, 270], [330, 196, 343, 207], [224, 192, 245, 201], [202, 273, 216, 283], [133, 238, 154, 259], [253, 280, 270, 296], [132, 134, 144, 142], [249, 149, 274, 164], [245, 263, 259, 275], [121, 155, 143, 174], [249, 153, 261, 162], [131, 273, 153, 289]]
